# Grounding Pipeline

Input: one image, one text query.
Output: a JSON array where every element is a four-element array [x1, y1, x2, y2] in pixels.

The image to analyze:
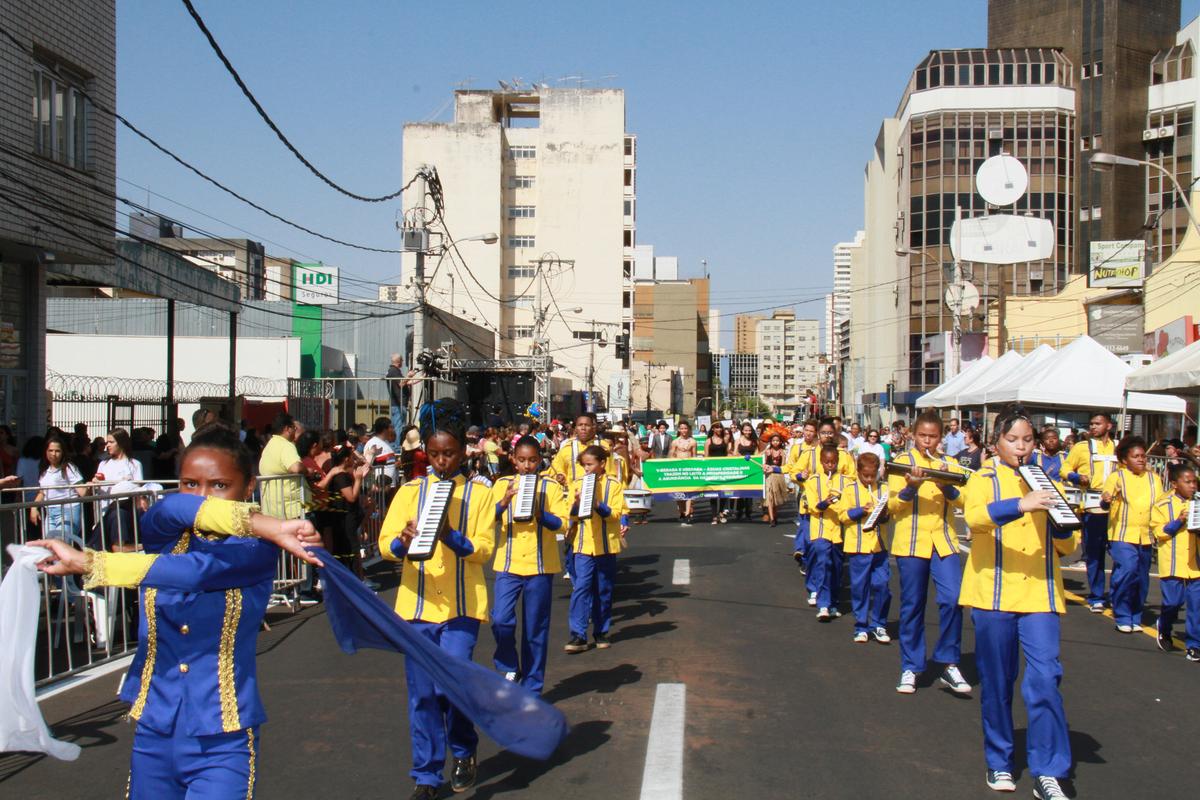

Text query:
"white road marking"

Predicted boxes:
[[36, 654, 134, 702], [639, 683, 686, 800], [672, 559, 691, 585]]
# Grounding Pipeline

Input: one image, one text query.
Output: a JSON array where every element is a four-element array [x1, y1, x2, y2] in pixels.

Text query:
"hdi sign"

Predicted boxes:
[[293, 263, 339, 305]]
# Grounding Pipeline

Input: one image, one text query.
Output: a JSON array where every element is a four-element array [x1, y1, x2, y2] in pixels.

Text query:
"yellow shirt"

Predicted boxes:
[[1152, 494, 1200, 579], [610, 453, 633, 487], [570, 475, 627, 556], [886, 448, 966, 558], [258, 435, 303, 519], [804, 472, 846, 544], [1102, 468, 1163, 546], [1062, 438, 1117, 491], [378, 473, 495, 623], [835, 479, 887, 554], [490, 475, 567, 576], [551, 437, 608, 484], [785, 443, 852, 511], [960, 458, 1078, 614]]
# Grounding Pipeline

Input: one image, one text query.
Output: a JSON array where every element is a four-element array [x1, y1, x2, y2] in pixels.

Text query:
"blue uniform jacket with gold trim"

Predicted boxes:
[[84, 493, 277, 736]]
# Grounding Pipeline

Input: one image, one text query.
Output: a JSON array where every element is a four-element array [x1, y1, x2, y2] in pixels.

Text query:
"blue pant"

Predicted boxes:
[[1159, 577, 1200, 649], [390, 403, 407, 448], [406, 618, 481, 787], [492, 573, 554, 693], [848, 551, 891, 633], [896, 552, 963, 672], [794, 513, 809, 555], [1109, 542, 1152, 627], [972, 610, 1071, 778], [808, 538, 843, 609], [1081, 513, 1109, 605], [129, 722, 258, 799], [569, 553, 617, 639]]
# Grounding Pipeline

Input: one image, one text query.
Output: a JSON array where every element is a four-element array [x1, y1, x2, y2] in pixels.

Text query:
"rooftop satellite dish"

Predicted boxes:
[[950, 215, 1055, 264], [976, 154, 1028, 207], [945, 281, 981, 316]]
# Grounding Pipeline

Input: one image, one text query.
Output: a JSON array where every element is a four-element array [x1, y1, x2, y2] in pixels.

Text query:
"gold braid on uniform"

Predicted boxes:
[[228, 502, 259, 538], [218, 589, 244, 731], [127, 588, 157, 721], [245, 729, 257, 798]]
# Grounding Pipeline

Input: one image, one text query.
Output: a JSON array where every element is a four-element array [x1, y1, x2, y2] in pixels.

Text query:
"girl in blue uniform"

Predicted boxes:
[[32, 424, 319, 799]]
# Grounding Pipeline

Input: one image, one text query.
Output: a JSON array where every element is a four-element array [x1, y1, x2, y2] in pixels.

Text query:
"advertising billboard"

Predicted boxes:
[[1088, 240, 1145, 288], [294, 263, 339, 305]]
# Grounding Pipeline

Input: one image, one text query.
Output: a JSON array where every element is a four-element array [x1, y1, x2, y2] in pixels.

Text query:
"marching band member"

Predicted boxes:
[[1034, 427, 1065, 482], [1100, 436, 1162, 634], [784, 419, 820, 568], [490, 436, 568, 693], [1151, 462, 1200, 661], [31, 424, 319, 799], [804, 444, 847, 621], [551, 412, 608, 580], [960, 405, 1076, 799], [1062, 412, 1117, 612], [835, 452, 892, 643], [886, 411, 970, 696], [564, 445, 629, 653], [378, 404, 495, 799]]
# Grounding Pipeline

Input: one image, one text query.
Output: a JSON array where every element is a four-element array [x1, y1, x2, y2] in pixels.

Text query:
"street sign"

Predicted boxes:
[[1088, 240, 1145, 288], [294, 263, 340, 305]]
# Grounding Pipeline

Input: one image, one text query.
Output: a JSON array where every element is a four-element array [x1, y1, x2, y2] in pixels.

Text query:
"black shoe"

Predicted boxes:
[[450, 754, 476, 793], [594, 633, 611, 649], [564, 636, 589, 653], [409, 785, 438, 800], [1187, 647, 1200, 662], [1156, 619, 1173, 652]]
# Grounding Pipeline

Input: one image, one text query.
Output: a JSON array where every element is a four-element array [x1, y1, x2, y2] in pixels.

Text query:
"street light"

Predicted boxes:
[[1090, 151, 1200, 237]]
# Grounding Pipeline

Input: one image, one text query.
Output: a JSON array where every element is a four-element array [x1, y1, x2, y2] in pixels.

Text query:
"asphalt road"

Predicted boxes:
[[4, 503, 1199, 799]]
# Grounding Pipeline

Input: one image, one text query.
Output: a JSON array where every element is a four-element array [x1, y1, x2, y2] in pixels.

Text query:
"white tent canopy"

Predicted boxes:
[[978, 335, 1185, 413], [1125, 339, 1200, 394], [973, 344, 1059, 405], [915, 356, 994, 408], [947, 350, 1027, 407]]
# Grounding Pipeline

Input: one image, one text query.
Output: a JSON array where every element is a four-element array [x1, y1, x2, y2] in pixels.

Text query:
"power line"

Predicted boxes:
[[178, 0, 407, 203]]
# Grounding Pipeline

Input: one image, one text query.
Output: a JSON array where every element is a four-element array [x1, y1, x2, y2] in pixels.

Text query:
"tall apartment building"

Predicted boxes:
[[989, 0, 1182, 273], [895, 48, 1077, 393], [756, 310, 821, 414], [631, 277, 711, 415], [1145, 18, 1198, 265], [826, 231, 862, 356], [156, 237, 266, 300], [401, 88, 634, 395], [726, 352, 760, 404], [734, 313, 764, 354]]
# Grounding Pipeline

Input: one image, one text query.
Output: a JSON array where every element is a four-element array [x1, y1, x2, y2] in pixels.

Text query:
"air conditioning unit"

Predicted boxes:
[[1143, 129, 1159, 141], [896, 145, 904, 157], [1159, 125, 1175, 138], [988, 128, 1004, 139], [1029, 266, 1045, 281]]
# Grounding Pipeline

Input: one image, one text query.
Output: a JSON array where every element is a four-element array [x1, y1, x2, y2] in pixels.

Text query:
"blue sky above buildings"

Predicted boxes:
[[116, 1, 1200, 349]]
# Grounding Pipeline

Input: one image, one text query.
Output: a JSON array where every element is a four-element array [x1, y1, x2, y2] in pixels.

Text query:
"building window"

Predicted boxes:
[[1080, 208, 1090, 222], [507, 235, 535, 248], [572, 330, 601, 340], [508, 175, 535, 188], [507, 205, 536, 218], [1090, 206, 1102, 220], [508, 146, 536, 159], [504, 295, 533, 309], [31, 64, 89, 169], [507, 265, 536, 279], [508, 325, 533, 339], [624, 199, 634, 216]]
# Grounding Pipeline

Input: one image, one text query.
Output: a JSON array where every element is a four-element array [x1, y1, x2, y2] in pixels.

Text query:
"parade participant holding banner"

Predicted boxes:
[[761, 433, 790, 528], [960, 405, 1077, 799], [886, 411, 971, 696], [669, 421, 699, 525], [836, 452, 892, 644], [1062, 412, 1117, 612], [378, 402, 495, 798]]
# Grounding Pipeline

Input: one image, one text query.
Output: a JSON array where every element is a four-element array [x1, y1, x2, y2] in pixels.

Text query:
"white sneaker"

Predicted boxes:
[[1088, 602, 1105, 613], [503, 671, 518, 682], [816, 607, 831, 622], [853, 631, 869, 643], [985, 769, 1016, 792], [1033, 776, 1067, 799], [807, 592, 817, 607], [896, 670, 917, 694], [940, 664, 971, 695], [872, 626, 891, 644], [1115, 623, 1135, 634]]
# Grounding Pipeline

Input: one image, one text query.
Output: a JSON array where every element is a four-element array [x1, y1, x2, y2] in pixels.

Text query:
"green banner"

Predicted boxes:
[[641, 456, 764, 495]]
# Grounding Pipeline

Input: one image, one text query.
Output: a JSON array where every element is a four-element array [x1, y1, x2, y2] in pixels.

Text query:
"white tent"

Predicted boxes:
[[949, 350, 1026, 407], [1125, 339, 1200, 393], [915, 356, 994, 408], [980, 335, 1185, 413], [974, 344, 1059, 405]]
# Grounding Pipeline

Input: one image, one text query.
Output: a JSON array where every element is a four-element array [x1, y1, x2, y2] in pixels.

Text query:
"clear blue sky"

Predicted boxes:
[[116, 1, 1200, 349]]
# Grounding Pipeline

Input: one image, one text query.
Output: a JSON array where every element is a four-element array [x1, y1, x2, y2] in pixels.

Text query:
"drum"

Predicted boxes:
[[1063, 487, 1083, 507], [625, 489, 653, 515], [1083, 491, 1106, 513]]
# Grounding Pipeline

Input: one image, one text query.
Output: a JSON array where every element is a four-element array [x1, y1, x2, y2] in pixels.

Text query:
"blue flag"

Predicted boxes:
[[314, 549, 569, 760]]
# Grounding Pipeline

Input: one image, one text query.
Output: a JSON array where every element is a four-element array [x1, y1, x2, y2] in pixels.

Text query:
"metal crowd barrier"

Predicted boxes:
[[254, 473, 311, 611], [360, 462, 397, 565]]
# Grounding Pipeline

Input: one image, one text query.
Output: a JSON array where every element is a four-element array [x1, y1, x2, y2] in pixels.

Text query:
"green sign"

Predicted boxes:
[[641, 456, 764, 495]]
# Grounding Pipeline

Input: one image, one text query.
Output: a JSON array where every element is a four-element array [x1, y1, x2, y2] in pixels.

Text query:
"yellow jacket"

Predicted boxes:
[[1151, 493, 1200, 579], [804, 472, 846, 544], [785, 443, 852, 512], [1102, 468, 1163, 546], [570, 475, 628, 556], [551, 437, 609, 484], [378, 473, 495, 623], [610, 453, 633, 487], [886, 448, 967, 558], [1062, 438, 1117, 491], [835, 478, 887, 554], [960, 458, 1079, 614], [490, 475, 568, 575]]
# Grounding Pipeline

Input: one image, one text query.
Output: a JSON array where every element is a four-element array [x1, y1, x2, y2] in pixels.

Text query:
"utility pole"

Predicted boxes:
[[587, 319, 596, 414], [402, 167, 432, 419], [531, 254, 574, 423]]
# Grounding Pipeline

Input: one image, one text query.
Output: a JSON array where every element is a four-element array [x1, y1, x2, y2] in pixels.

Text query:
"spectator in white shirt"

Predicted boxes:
[[94, 428, 144, 501], [363, 416, 397, 485], [858, 429, 886, 462], [30, 435, 88, 541]]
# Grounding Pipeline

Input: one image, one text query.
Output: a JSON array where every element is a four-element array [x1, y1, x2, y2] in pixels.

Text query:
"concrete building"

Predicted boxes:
[[734, 314, 764, 354], [755, 310, 821, 415], [726, 352, 759, 406], [401, 88, 634, 397], [631, 277, 711, 416], [156, 237, 266, 300], [826, 232, 861, 355], [264, 254, 294, 302], [377, 284, 404, 302], [989, 0, 1182, 274]]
